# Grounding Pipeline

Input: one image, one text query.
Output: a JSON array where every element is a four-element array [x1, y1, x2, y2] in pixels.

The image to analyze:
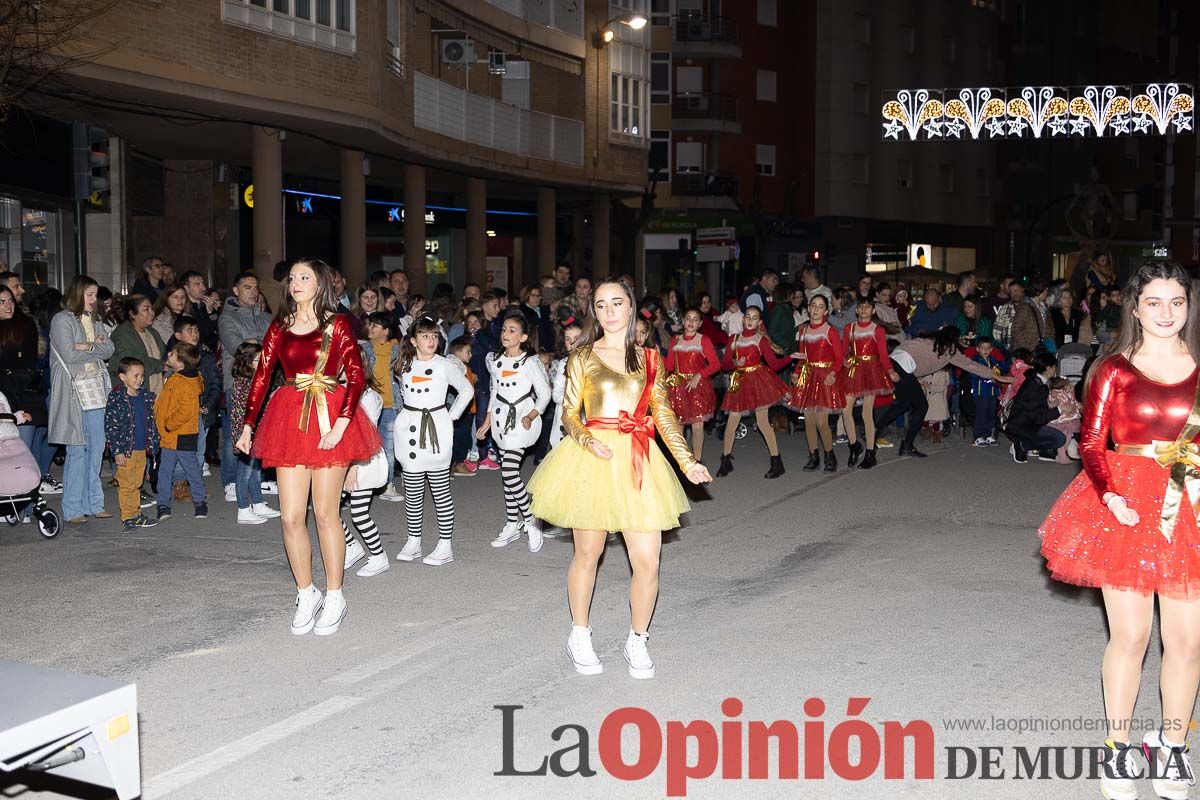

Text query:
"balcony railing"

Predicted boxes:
[[672, 93, 738, 122], [413, 71, 584, 167], [672, 172, 739, 197], [482, 0, 583, 37], [673, 13, 738, 46]]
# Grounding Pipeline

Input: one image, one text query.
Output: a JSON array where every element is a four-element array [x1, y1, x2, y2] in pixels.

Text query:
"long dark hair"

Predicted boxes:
[[495, 308, 537, 358], [1086, 261, 1200, 390], [276, 257, 339, 329], [0, 285, 36, 350], [231, 341, 263, 381], [580, 279, 641, 372], [554, 315, 584, 360], [397, 316, 442, 376], [918, 324, 962, 358], [62, 275, 99, 318]]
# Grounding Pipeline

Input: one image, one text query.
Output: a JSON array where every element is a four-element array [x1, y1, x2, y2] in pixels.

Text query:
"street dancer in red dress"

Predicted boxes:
[[664, 307, 720, 462], [236, 258, 379, 637], [841, 297, 893, 470], [788, 295, 845, 472], [1039, 262, 1200, 800], [715, 305, 791, 479]]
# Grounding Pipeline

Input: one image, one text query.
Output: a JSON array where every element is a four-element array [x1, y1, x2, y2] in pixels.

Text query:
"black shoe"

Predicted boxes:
[[1010, 444, 1028, 463], [803, 450, 820, 471], [764, 455, 785, 479], [139, 491, 155, 508], [847, 441, 863, 467], [716, 454, 734, 477], [157, 505, 172, 521], [195, 503, 208, 519], [823, 449, 837, 472], [858, 448, 877, 469], [1036, 451, 1058, 463], [898, 443, 928, 458]]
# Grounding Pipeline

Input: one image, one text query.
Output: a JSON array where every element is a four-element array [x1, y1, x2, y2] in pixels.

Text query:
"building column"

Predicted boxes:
[[571, 207, 586, 274], [466, 176, 487, 288], [592, 193, 610, 279], [340, 149, 366, 287], [537, 187, 556, 282], [251, 126, 283, 283], [404, 164, 426, 294]]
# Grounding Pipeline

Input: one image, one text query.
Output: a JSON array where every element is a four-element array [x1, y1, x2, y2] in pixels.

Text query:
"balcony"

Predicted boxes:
[[672, 14, 741, 59], [671, 93, 741, 134], [480, 0, 583, 38], [671, 172, 739, 198]]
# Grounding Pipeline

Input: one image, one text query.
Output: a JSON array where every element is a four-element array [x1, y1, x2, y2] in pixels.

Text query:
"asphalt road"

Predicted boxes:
[[0, 430, 1176, 799]]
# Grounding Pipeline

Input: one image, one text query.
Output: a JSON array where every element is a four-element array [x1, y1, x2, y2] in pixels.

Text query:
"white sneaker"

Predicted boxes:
[[623, 630, 655, 679], [542, 526, 565, 539], [202, 463, 211, 477], [344, 539, 366, 569], [313, 589, 346, 636], [1100, 738, 1143, 800], [356, 553, 391, 577], [422, 539, 454, 565], [985, 436, 999, 446], [237, 507, 266, 525], [290, 585, 323, 635], [252, 502, 281, 518], [224, 483, 236, 502], [395, 536, 423, 561], [261, 480, 279, 494], [491, 521, 523, 548], [39, 479, 63, 495], [973, 437, 989, 447], [1143, 728, 1194, 800], [379, 482, 403, 502], [566, 625, 602, 675], [525, 517, 544, 553]]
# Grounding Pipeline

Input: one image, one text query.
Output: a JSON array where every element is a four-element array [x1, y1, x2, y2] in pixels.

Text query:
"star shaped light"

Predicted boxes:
[[924, 119, 943, 137], [986, 118, 1009, 138], [943, 118, 965, 138], [1048, 118, 1068, 136], [1109, 117, 1131, 135], [1069, 117, 1091, 136], [1132, 115, 1153, 133], [1174, 115, 1193, 132], [883, 119, 903, 140], [1005, 117, 1027, 136]]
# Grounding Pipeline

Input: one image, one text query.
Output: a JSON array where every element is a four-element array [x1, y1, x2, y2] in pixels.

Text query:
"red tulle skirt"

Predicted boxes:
[[667, 376, 717, 423], [1039, 452, 1200, 600], [843, 357, 893, 398], [721, 367, 789, 413], [252, 385, 381, 469], [787, 364, 846, 413]]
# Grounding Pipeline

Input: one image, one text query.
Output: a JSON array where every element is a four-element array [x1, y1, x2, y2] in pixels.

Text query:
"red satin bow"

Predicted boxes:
[[587, 412, 656, 490]]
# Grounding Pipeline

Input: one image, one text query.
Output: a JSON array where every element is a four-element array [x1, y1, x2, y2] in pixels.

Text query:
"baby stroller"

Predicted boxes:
[[0, 394, 60, 539], [1056, 343, 1092, 387]]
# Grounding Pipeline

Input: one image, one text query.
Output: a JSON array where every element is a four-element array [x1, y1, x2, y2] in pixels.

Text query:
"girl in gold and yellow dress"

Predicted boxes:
[[528, 281, 712, 680]]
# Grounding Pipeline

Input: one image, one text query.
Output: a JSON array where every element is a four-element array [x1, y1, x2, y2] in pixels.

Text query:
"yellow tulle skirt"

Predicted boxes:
[[527, 427, 691, 533]]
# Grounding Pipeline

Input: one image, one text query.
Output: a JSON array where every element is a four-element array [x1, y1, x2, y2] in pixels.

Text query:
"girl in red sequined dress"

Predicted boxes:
[[788, 295, 846, 473], [715, 306, 791, 480], [664, 307, 721, 462], [236, 258, 379, 638], [840, 298, 893, 470], [1038, 262, 1200, 798]]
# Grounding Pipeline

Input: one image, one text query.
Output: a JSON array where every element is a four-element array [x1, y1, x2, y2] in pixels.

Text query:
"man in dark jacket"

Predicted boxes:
[[1006, 351, 1063, 462], [906, 287, 960, 336]]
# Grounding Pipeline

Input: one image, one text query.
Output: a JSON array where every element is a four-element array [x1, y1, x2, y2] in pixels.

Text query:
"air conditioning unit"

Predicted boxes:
[[440, 38, 475, 65]]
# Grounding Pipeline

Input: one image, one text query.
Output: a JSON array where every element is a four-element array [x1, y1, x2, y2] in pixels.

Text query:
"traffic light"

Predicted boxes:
[[72, 123, 111, 207]]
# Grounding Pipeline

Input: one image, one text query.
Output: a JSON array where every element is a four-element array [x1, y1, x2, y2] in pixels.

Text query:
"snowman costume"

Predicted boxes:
[[484, 350, 550, 549]]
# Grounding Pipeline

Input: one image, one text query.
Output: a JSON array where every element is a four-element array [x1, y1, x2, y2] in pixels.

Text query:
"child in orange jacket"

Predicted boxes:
[[154, 342, 207, 520]]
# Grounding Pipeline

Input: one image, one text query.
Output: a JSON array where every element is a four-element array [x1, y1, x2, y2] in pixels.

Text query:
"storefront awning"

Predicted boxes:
[[414, 0, 582, 76]]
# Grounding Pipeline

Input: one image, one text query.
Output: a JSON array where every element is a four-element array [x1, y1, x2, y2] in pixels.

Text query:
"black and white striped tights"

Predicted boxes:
[[500, 448, 532, 523], [402, 468, 454, 539], [341, 488, 384, 555]]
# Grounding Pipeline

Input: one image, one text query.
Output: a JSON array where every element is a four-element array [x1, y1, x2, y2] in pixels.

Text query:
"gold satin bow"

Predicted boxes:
[[793, 360, 833, 389], [293, 372, 338, 436], [845, 354, 874, 379], [728, 363, 761, 393], [665, 372, 696, 389], [1115, 439, 1200, 542]]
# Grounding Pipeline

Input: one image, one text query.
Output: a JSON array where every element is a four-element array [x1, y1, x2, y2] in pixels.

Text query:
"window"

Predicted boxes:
[[675, 141, 704, 172], [943, 35, 956, 64], [939, 164, 955, 193], [900, 25, 914, 54], [651, 52, 671, 104], [854, 155, 869, 184], [224, 0, 355, 51], [853, 82, 868, 114], [897, 159, 913, 189], [855, 13, 870, 44], [502, 60, 531, 109], [650, 130, 671, 179], [757, 0, 777, 27], [755, 144, 776, 176], [650, 0, 670, 26], [756, 69, 777, 102], [675, 65, 702, 95], [611, 74, 644, 136], [1123, 193, 1137, 221]]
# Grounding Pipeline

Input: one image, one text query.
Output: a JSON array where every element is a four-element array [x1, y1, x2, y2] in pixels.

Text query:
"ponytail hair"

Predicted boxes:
[[396, 316, 443, 377], [495, 309, 537, 357]]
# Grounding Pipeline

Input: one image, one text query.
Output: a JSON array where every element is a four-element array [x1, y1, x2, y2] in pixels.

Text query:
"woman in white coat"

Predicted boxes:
[[476, 310, 550, 552], [394, 317, 473, 565]]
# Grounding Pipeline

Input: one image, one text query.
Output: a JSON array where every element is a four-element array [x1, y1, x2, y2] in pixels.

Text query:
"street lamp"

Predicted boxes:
[[593, 13, 647, 48]]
